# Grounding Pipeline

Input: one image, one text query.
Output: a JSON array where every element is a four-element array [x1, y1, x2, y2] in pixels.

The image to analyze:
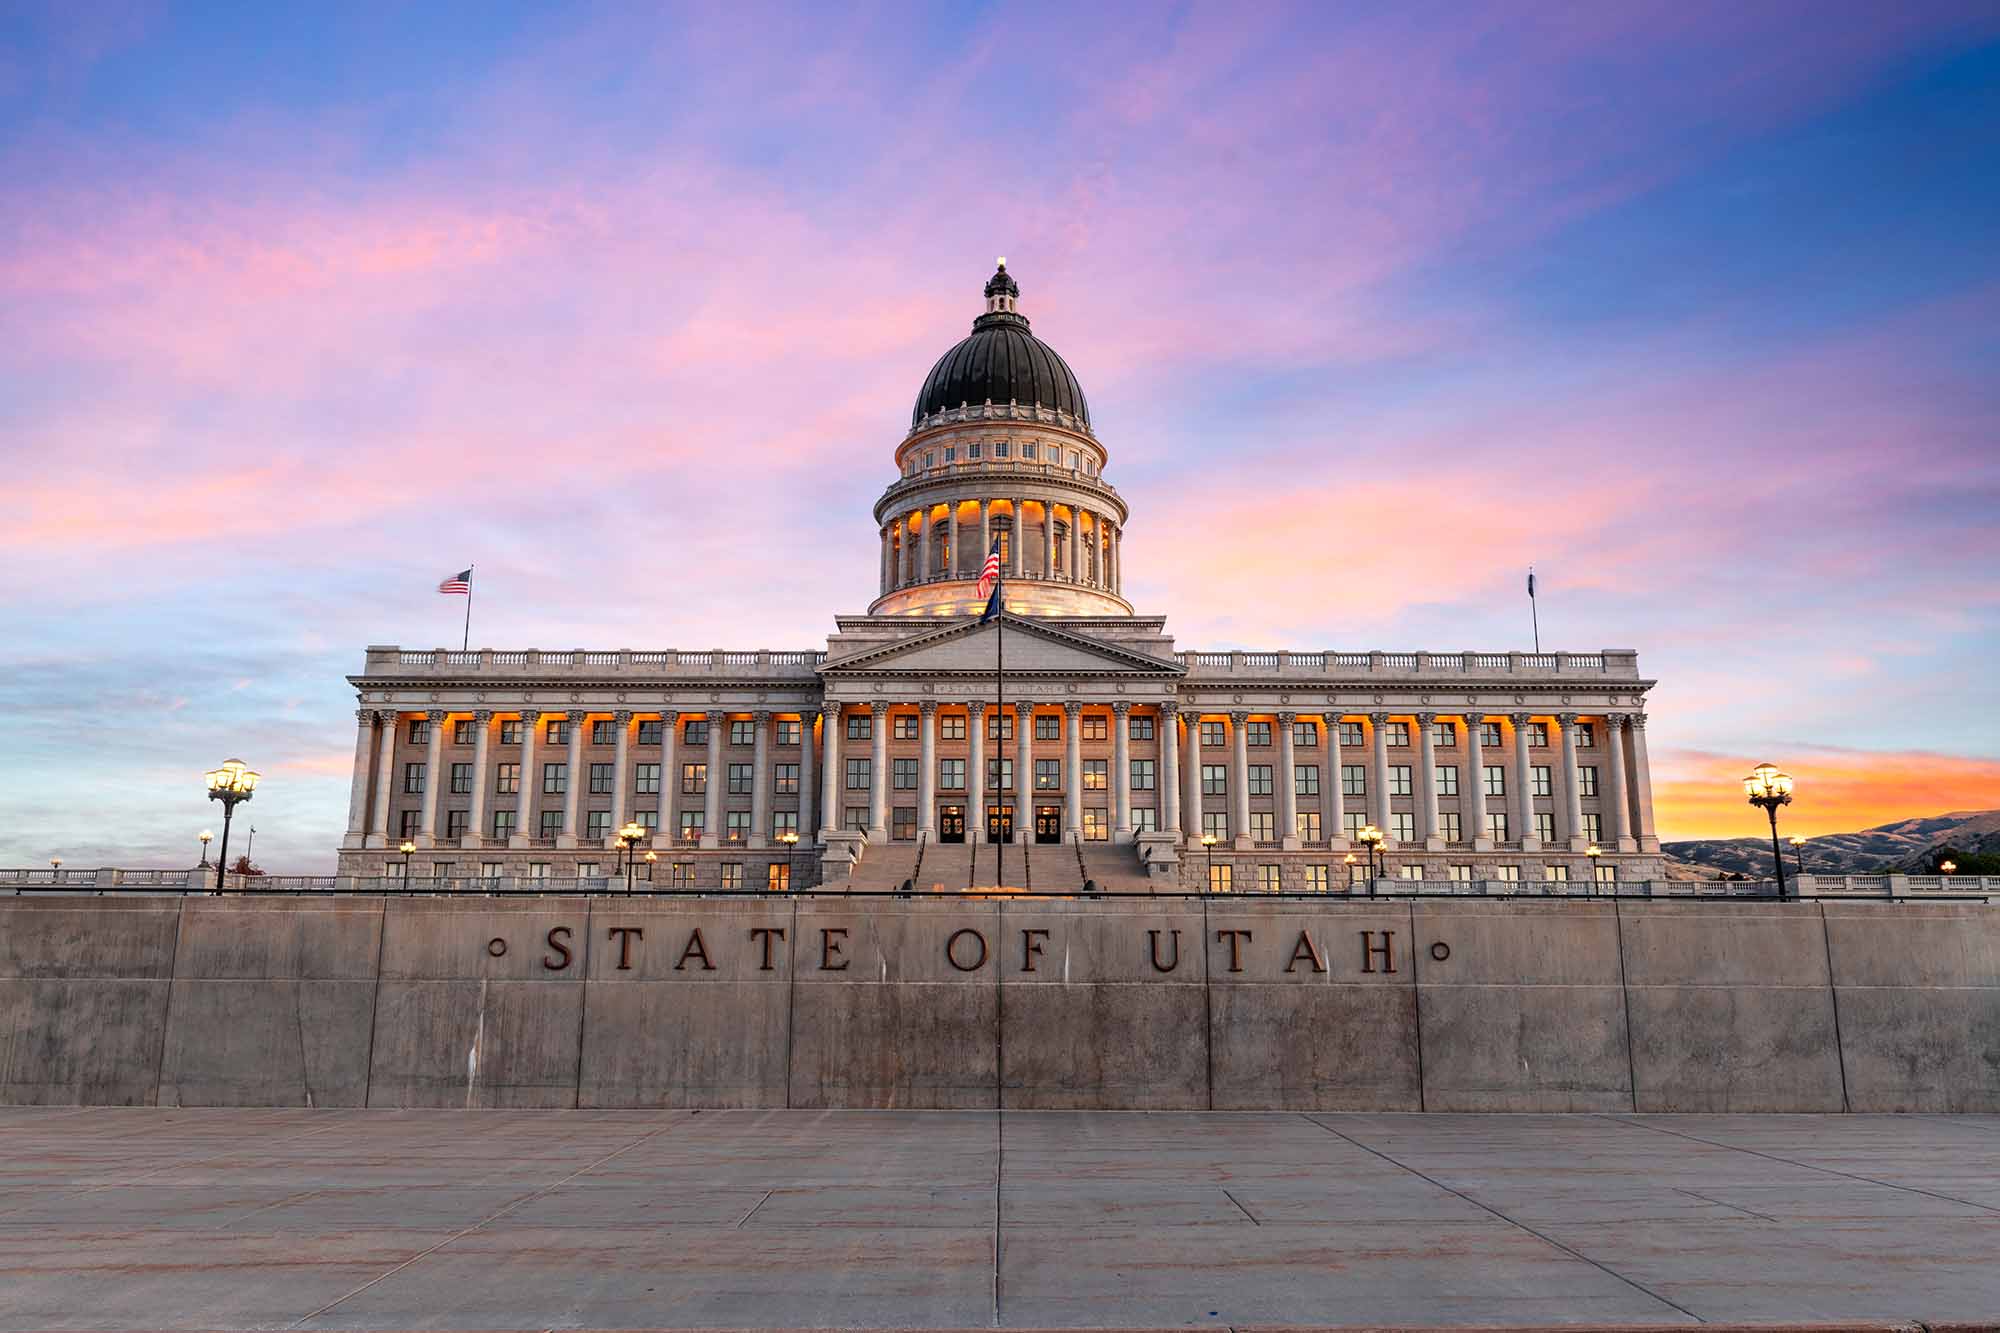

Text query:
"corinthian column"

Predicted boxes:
[[917, 701, 938, 840], [1277, 712, 1299, 850], [466, 709, 493, 849], [1604, 713, 1634, 852], [818, 705, 841, 841], [1416, 712, 1441, 850], [1183, 709, 1203, 846], [1159, 702, 1181, 840], [749, 710, 772, 849], [370, 710, 399, 846], [1629, 712, 1659, 852], [867, 704, 888, 843], [1011, 500, 1026, 578], [418, 710, 447, 845], [512, 710, 539, 849], [1063, 702, 1083, 842], [657, 710, 679, 839], [608, 710, 633, 846], [1326, 713, 1347, 848], [1511, 713, 1538, 851], [1558, 712, 1586, 850], [1230, 711, 1251, 849], [1015, 701, 1033, 844], [702, 711, 724, 848], [1368, 713, 1392, 843], [798, 708, 818, 839], [968, 702, 987, 842], [558, 710, 586, 850], [1463, 713, 1490, 850], [345, 709, 376, 845], [1112, 702, 1133, 843]]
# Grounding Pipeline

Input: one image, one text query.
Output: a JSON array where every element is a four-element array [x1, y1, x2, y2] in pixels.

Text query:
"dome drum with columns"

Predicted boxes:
[[337, 261, 1666, 895]]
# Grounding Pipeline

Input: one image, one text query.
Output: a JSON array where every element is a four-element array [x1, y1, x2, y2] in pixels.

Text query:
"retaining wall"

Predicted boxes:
[[0, 896, 1993, 1111]]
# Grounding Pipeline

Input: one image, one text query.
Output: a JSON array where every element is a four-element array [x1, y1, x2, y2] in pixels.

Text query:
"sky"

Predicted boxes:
[[3, 1, 1998, 872]]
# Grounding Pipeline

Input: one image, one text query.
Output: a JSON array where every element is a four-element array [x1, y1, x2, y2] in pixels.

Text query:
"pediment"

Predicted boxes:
[[820, 614, 1184, 678]]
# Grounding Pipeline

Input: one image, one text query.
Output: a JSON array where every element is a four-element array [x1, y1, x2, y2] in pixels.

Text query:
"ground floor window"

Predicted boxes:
[[768, 863, 790, 891], [1494, 864, 1520, 881], [1302, 864, 1330, 892], [1398, 864, 1424, 880], [1207, 863, 1232, 893], [1449, 864, 1474, 881], [1594, 863, 1617, 884], [1546, 864, 1570, 882], [672, 862, 697, 887], [1257, 864, 1281, 892], [719, 863, 743, 890]]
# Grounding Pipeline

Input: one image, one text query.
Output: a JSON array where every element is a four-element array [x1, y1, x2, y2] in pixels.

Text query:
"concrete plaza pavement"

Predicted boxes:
[[1, 1109, 1997, 1329]]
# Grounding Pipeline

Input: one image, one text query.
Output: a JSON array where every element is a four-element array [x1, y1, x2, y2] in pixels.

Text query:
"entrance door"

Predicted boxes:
[[987, 804, 1014, 843], [939, 805, 965, 843], [1035, 806, 1062, 844]]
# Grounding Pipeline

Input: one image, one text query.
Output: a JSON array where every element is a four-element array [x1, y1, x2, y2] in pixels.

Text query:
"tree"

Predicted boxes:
[[1926, 845, 2000, 875], [228, 855, 265, 877]]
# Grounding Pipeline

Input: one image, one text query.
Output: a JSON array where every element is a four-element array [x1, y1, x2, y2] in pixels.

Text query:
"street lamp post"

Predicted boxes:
[[1940, 859, 1957, 876], [777, 831, 800, 892], [1343, 851, 1358, 893], [1789, 835, 1807, 877], [616, 821, 649, 893], [49, 856, 61, 881], [198, 830, 213, 867], [204, 759, 261, 892], [643, 849, 657, 889], [1586, 843, 1602, 894], [1199, 833, 1218, 893], [1743, 763, 1795, 901], [1357, 824, 1385, 895], [398, 840, 416, 887]]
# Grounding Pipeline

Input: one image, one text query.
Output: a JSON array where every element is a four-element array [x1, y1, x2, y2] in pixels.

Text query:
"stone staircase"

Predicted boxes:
[[844, 842, 921, 893], [839, 838, 1152, 895]]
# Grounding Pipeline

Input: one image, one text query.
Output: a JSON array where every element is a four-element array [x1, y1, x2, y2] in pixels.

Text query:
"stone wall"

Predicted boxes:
[[0, 896, 1992, 1112]]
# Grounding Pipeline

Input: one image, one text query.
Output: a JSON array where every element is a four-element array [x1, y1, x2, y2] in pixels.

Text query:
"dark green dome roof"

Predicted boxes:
[[912, 264, 1090, 428]]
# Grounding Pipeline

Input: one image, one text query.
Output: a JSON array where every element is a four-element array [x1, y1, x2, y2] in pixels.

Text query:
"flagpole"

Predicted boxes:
[[1528, 565, 1539, 654], [463, 564, 474, 652], [995, 600, 1004, 891]]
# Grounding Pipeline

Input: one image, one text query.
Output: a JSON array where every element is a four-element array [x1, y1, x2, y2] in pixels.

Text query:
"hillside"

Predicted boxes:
[[1664, 809, 2000, 878]]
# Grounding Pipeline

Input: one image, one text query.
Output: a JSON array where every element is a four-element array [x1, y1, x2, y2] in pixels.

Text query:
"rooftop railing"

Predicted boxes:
[[1171, 650, 1635, 677], [368, 648, 828, 675]]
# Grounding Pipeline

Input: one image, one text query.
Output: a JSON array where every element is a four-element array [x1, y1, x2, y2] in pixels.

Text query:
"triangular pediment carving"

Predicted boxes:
[[820, 614, 1184, 678]]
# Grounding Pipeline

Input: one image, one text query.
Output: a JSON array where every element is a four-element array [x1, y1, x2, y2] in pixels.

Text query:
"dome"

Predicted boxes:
[[911, 263, 1091, 429]]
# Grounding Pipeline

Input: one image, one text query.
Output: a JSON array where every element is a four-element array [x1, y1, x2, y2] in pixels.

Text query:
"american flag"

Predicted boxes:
[[438, 569, 472, 595], [975, 543, 1002, 600]]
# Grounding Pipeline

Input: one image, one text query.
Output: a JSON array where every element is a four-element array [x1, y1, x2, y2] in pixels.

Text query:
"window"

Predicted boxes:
[[1528, 765, 1551, 798], [772, 810, 799, 837], [1594, 862, 1617, 884], [1081, 714, 1107, 741], [1132, 808, 1158, 834], [776, 719, 801, 746], [1439, 812, 1462, 842], [685, 718, 710, 746], [1021, 442, 1036, 461], [408, 719, 430, 745], [768, 863, 791, 891], [1485, 812, 1509, 842], [774, 763, 799, 794], [1245, 764, 1271, 796], [546, 719, 568, 745], [944, 445, 956, 462], [482, 862, 503, 879], [1527, 722, 1550, 747], [639, 720, 663, 745], [987, 758, 1014, 791], [1546, 863, 1570, 882], [993, 441, 1009, 459], [986, 712, 1015, 740], [492, 810, 516, 840], [843, 807, 867, 833], [592, 720, 615, 746], [542, 763, 567, 794], [894, 714, 919, 741], [968, 442, 981, 459], [1385, 722, 1410, 746], [679, 811, 705, 839], [923, 451, 935, 468], [892, 758, 918, 791], [589, 763, 614, 795], [1208, 863, 1233, 893], [720, 863, 743, 890], [386, 860, 406, 881], [445, 809, 468, 838], [1483, 766, 1506, 797], [1248, 721, 1272, 746], [635, 810, 659, 831], [1344, 811, 1368, 841], [1069, 451, 1081, 470], [1579, 766, 1599, 797], [1083, 808, 1108, 841], [1202, 764, 1228, 796], [586, 810, 611, 839], [724, 811, 750, 842], [1257, 864, 1282, 892], [1286, 764, 1316, 797], [539, 810, 564, 838], [940, 759, 966, 790], [1303, 864, 1330, 892], [845, 758, 870, 791], [1131, 759, 1155, 791], [1297, 811, 1322, 841], [526, 862, 550, 881], [1348, 858, 1369, 885], [1535, 812, 1556, 843], [727, 720, 752, 746], [940, 713, 965, 741], [844, 713, 870, 740], [1399, 864, 1424, 881], [1249, 812, 1276, 842], [450, 763, 472, 794], [728, 763, 753, 796], [1480, 722, 1502, 747], [1576, 722, 1596, 748], [1082, 759, 1107, 791], [892, 807, 916, 841], [1036, 714, 1061, 741], [681, 763, 708, 794], [1435, 765, 1458, 796], [1433, 722, 1455, 747], [501, 720, 524, 746], [1388, 766, 1412, 797], [672, 862, 698, 888], [1200, 720, 1225, 747], [1450, 864, 1475, 882], [453, 720, 474, 745], [403, 763, 426, 794], [635, 763, 661, 794], [1035, 759, 1061, 790], [1130, 715, 1155, 741], [1340, 721, 1365, 747], [1342, 765, 1367, 797], [1391, 812, 1415, 842], [1582, 813, 1603, 843], [1202, 811, 1230, 840], [1494, 864, 1520, 882]]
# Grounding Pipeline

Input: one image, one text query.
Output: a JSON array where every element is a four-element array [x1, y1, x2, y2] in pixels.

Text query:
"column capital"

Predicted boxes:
[[1557, 711, 1579, 726], [658, 708, 679, 725], [1111, 700, 1132, 717], [1368, 711, 1391, 725], [425, 709, 448, 723], [1227, 710, 1248, 727], [918, 700, 938, 717], [753, 709, 773, 726], [1462, 711, 1486, 724], [1275, 710, 1295, 726], [613, 709, 633, 725], [967, 699, 987, 717], [518, 708, 541, 724], [356, 707, 375, 725], [1414, 711, 1436, 726], [865, 701, 884, 717], [1061, 700, 1082, 719], [1603, 711, 1629, 728], [1629, 712, 1649, 730], [1509, 711, 1533, 726], [472, 708, 494, 724], [1159, 700, 1179, 718], [566, 709, 588, 724], [705, 709, 726, 724]]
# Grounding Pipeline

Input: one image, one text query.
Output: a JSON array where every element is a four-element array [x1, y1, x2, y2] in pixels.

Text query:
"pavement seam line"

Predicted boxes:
[[1672, 1186, 1779, 1222], [1302, 1113, 1706, 1325], [1220, 1186, 1260, 1225], [735, 1188, 776, 1228], [1594, 1114, 2000, 1216], [286, 1116, 683, 1328]]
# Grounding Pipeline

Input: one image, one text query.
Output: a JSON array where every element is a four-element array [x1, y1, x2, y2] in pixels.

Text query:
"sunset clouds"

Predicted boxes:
[[3, 2, 1997, 868]]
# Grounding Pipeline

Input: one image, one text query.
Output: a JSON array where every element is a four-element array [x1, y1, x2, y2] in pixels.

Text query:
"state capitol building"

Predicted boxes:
[[339, 264, 1664, 893]]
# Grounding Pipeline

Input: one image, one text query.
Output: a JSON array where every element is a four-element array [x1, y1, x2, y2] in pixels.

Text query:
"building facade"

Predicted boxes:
[[340, 264, 1663, 891]]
